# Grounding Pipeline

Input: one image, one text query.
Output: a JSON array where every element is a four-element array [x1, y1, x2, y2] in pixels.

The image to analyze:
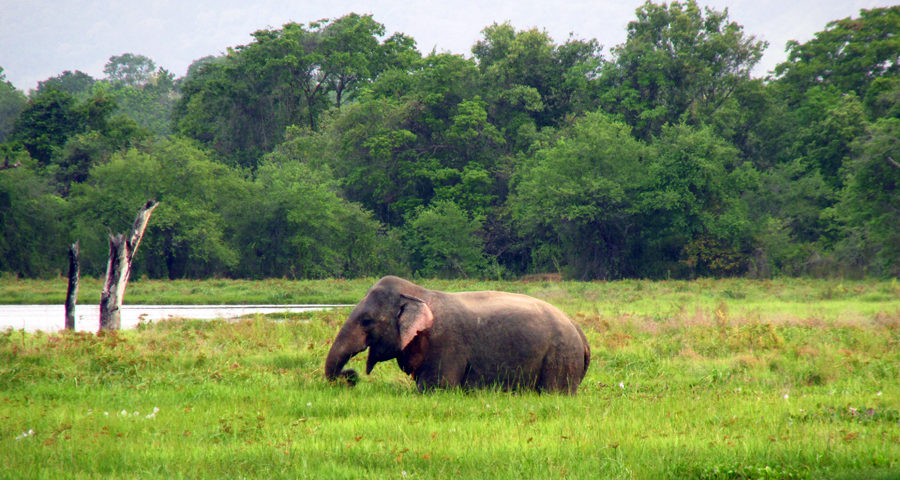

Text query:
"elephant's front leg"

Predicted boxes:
[[413, 359, 467, 391]]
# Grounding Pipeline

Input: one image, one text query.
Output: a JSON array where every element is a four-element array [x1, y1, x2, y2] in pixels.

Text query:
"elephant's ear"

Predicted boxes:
[[397, 294, 433, 350]]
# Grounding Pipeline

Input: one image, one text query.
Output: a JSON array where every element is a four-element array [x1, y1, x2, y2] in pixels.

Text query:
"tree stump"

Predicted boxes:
[[65, 241, 79, 330], [99, 200, 158, 331]]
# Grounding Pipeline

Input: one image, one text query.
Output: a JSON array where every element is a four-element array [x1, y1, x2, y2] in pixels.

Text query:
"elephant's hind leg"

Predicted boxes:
[[537, 351, 583, 394]]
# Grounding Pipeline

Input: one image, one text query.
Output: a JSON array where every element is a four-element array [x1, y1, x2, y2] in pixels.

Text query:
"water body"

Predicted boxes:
[[0, 304, 349, 333]]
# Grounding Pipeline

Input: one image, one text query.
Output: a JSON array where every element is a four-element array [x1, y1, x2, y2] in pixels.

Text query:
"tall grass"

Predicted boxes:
[[2, 279, 899, 479]]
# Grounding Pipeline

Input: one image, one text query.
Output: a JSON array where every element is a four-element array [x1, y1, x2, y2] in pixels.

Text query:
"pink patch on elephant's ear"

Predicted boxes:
[[398, 298, 433, 350]]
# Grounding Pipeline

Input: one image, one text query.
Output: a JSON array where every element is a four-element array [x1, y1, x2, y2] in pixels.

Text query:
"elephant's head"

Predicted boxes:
[[324, 277, 434, 384]]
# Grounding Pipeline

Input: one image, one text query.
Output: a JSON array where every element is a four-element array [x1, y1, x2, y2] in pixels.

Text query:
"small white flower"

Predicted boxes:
[[15, 429, 34, 440], [133, 411, 140, 416], [783, 394, 789, 400], [736, 387, 742, 392], [104, 411, 109, 416], [146, 407, 160, 419], [877, 391, 882, 396], [485, 404, 490, 409], [401, 471, 408, 477], [306, 402, 312, 407], [120, 410, 128, 416], [619, 382, 625, 389]]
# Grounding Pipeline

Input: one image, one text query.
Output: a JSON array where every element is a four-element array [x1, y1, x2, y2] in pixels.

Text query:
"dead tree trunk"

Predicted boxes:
[[99, 200, 158, 331], [65, 241, 79, 330]]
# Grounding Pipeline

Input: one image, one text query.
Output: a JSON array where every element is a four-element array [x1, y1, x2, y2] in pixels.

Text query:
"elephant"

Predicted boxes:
[[324, 276, 591, 394]]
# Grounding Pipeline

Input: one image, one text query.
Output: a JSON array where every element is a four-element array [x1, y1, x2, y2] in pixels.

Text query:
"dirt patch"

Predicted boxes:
[[518, 273, 562, 282]]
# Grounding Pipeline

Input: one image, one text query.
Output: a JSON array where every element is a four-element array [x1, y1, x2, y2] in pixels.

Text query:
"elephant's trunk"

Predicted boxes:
[[324, 321, 367, 384]]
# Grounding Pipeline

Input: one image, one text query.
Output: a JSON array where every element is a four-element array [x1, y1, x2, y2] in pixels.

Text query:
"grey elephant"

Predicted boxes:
[[324, 276, 591, 394]]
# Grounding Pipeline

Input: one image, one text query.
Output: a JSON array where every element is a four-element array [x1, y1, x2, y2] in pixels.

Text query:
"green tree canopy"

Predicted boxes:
[[512, 111, 645, 279], [0, 156, 67, 277], [775, 6, 900, 102], [35, 70, 96, 98], [232, 154, 395, 279], [473, 23, 602, 129], [173, 14, 420, 168], [103, 53, 157, 87], [403, 200, 489, 278], [68, 138, 247, 278], [831, 118, 900, 276], [0, 67, 26, 143], [11, 86, 147, 193], [11, 88, 82, 165], [107, 66, 177, 135], [602, 0, 766, 139], [2, 7, 898, 280], [636, 123, 754, 277]]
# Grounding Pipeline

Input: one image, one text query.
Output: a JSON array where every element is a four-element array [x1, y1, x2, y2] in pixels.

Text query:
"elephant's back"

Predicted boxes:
[[451, 290, 559, 314], [450, 290, 574, 330], [448, 290, 584, 356]]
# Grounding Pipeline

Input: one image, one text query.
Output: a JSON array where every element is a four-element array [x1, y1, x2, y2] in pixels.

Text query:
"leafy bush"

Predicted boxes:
[[403, 200, 489, 278]]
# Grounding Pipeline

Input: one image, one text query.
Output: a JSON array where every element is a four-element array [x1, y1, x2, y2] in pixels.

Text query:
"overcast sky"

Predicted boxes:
[[0, 0, 894, 92]]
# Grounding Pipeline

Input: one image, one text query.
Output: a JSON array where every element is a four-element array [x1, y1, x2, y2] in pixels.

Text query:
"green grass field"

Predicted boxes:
[[2, 278, 899, 479]]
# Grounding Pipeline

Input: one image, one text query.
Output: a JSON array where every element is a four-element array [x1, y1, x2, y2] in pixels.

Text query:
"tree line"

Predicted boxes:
[[1, 3, 898, 280]]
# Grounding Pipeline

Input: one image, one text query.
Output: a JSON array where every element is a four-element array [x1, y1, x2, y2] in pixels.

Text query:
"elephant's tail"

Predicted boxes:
[[576, 324, 591, 379]]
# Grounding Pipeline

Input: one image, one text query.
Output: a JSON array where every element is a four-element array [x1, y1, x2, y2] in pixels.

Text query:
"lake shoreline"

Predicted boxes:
[[0, 304, 350, 333]]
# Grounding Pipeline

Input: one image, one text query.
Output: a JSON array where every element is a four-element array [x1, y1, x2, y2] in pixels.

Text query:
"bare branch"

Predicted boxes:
[[0, 157, 21, 171], [126, 200, 159, 268], [887, 157, 900, 169]]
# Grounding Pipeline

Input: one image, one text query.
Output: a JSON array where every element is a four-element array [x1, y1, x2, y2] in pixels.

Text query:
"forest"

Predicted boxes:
[[0, 1, 898, 281]]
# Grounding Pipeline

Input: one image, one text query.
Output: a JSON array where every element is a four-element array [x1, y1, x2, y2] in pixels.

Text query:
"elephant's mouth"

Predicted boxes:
[[366, 344, 398, 375]]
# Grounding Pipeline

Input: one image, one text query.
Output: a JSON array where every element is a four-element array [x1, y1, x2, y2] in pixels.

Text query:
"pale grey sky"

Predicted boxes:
[[0, 0, 895, 92]]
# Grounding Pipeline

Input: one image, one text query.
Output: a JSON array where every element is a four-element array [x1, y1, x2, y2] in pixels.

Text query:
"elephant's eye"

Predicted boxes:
[[360, 316, 374, 327]]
